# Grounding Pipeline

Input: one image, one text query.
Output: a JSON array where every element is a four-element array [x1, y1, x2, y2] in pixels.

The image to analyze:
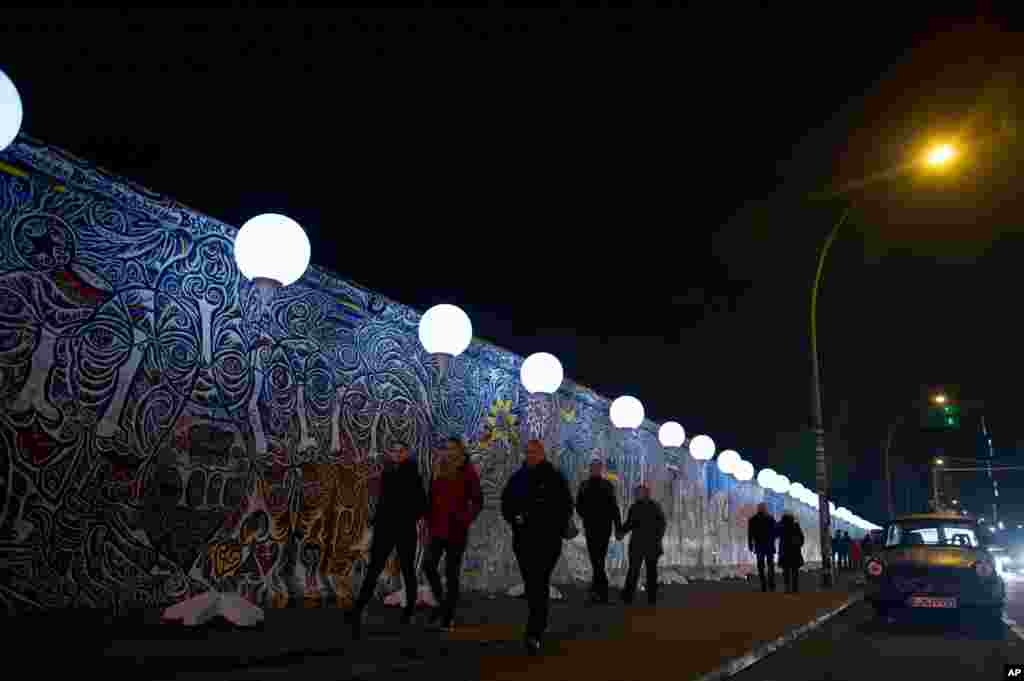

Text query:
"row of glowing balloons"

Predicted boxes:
[[413, 307, 882, 534], [1, 72, 879, 532], [650, 408, 880, 532]]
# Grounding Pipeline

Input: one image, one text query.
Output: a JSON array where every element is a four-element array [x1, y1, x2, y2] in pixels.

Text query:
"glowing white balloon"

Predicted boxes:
[[757, 468, 777, 489], [659, 421, 686, 448], [234, 213, 311, 287], [520, 352, 564, 394], [717, 449, 741, 475], [689, 434, 716, 461], [0, 69, 22, 152], [789, 482, 806, 499], [609, 396, 644, 429], [734, 460, 755, 482], [773, 475, 791, 495], [418, 304, 473, 357]]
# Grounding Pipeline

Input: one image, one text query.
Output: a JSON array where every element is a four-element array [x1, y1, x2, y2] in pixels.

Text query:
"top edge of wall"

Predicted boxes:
[[0, 133, 669, 440]]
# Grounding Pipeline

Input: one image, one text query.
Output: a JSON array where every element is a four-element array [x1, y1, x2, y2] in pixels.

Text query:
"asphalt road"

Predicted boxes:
[[731, 596, 1022, 681]]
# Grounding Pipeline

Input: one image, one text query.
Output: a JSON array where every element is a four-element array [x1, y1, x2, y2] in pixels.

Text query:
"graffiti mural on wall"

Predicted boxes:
[[0, 137, 859, 614]]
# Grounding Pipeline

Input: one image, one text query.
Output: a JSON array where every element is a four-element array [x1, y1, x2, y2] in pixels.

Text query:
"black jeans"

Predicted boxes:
[[585, 527, 612, 599], [514, 536, 563, 638], [622, 548, 659, 604], [356, 522, 418, 613], [782, 565, 800, 593], [422, 537, 467, 624], [756, 552, 775, 592]]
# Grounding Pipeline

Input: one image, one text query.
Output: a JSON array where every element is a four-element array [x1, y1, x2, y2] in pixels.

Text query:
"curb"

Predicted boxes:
[[690, 592, 865, 681]]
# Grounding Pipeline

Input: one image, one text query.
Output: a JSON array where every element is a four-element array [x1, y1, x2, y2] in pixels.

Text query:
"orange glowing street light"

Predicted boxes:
[[923, 142, 958, 169], [933, 393, 948, 405]]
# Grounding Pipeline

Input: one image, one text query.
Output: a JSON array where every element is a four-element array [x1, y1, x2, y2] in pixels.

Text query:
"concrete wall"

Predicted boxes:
[[0, 137, 863, 615]]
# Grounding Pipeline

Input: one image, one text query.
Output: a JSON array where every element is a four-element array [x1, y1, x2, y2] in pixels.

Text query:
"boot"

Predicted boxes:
[[345, 606, 366, 640]]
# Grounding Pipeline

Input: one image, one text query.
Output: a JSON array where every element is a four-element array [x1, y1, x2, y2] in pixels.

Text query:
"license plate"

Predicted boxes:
[[909, 595, 957, 609]]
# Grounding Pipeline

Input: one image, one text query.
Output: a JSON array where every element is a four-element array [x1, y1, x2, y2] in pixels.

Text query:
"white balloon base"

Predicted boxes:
[[383, 584, 439, 608], [161, 591, 265, 628], [505, 583, 564, 600]]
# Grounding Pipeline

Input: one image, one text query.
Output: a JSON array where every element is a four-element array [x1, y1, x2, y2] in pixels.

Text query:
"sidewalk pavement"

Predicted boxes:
[[23, 569, 864, 680]]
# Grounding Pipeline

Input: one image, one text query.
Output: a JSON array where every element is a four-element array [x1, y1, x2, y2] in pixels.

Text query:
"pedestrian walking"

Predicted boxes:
[[501, 439, 574, 655], [861, 533, 873, 562], [346, 441, 428, 639], [777, 513, 805, 593], [748, 502, 778, 592], [617, 482, 667, 605], [850, 532, 862, 571], [833, 530, 843, 570], [840, 531, 852, 570], [422, 437, 483, 632], [576, 453, 622, 604]]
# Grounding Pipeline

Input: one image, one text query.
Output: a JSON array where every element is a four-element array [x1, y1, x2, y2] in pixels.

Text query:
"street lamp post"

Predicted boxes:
[[807, 142, 960, 587], [418, 303, 473, 383], [234, 213, 312, 457], [520, 352, 564, 445], [162, 212, 313, 627], [610, 396, 645, 507], [809, 207, 850, 588]]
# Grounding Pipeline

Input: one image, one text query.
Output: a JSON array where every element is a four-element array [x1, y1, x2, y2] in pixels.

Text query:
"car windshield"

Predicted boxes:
[[885, 521, 979, 548]]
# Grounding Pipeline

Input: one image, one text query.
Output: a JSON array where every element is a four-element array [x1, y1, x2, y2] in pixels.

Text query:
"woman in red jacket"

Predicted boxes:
[[423, 437, 483, 631]]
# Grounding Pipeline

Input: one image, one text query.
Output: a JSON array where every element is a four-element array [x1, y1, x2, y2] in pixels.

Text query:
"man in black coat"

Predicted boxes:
[[501, 439, 574, 656], [576, 454, 622, 604], [748, 502, 778, 592], [347, 441, 427, 638], [617, 483, 666, 605]]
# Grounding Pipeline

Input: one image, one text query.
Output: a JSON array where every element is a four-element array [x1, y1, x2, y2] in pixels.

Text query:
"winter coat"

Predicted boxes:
[[621, 498, 667, 556], [748, 511, 778, 555], [500, 460, 573, 543], [427, 461, 483, 545], [576, 476, 621, 536], [373, 459, 428, 528], [778, 517, 805, 568]]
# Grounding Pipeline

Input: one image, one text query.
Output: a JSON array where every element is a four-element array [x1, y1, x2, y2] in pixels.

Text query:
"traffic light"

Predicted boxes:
[[924, 403, 960, 430]]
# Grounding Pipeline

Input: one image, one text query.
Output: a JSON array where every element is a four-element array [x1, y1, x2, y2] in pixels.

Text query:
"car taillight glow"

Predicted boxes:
[[866, 560, 883, 577], [976, 560, 995, 578]]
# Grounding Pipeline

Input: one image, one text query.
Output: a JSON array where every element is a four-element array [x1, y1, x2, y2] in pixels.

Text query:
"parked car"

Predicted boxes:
[[864, 512, 1005, 623]]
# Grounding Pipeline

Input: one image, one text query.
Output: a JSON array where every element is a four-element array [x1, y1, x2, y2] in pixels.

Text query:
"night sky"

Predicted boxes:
[[3, 10, 1022, 525]]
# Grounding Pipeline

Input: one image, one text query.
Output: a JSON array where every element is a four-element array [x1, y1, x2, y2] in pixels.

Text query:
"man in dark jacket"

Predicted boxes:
[[501, 438, 574, 656], [576, 454, 622, 604], [748, 503, 777, 592], [347, 441, 428, 638], [617, 482, 666, 605]]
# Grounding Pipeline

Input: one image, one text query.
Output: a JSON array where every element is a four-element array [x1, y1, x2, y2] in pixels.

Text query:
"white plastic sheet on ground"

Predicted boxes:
[[161, 591, 265, 627], [505, 583, 564, 600], [383, 583, 439, 608]]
